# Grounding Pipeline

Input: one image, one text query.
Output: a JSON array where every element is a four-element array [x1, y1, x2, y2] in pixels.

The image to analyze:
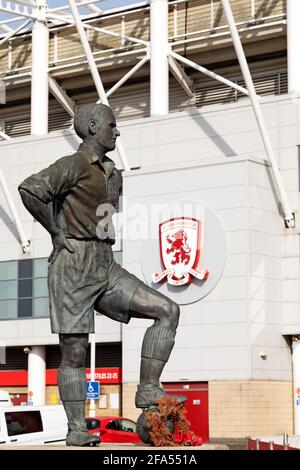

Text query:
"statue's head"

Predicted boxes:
[[74, 102, 120, 152]]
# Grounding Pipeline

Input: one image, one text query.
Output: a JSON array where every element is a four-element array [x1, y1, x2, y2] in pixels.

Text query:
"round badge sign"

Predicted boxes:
[[141, 201, 227, 305]]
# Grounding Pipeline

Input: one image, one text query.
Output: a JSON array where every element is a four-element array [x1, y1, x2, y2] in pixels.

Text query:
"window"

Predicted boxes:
[[18, 259, 33, 279], [0, 300, 17, 319], [119, 420, 137, 433], [18, 299, 32, 318], [33, 298, 49, 318], [86, 419, 101, 431], [106, 420, 120, 431], [0, 261, 17, 281], [34, 258, 48, 278], [0, 253, 124, 321], [0, 258, 49, 320], [5, 411, 43, 436], [19, 279, 32, 298], [0, 280, 18, 299]]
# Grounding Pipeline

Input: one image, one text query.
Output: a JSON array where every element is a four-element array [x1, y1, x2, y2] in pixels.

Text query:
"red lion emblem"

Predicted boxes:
[[152, 217, 209, 286], [166, 229, 191, 265]]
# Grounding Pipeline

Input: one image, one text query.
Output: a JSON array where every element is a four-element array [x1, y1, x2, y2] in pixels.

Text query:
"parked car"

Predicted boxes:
[[0, 391, 12, 408], [0, 405, 67, 445], [86, 416, 143, 444]]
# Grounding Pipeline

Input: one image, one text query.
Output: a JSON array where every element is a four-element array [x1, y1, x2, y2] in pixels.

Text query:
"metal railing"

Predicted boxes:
[[1, 0, 286, 77]]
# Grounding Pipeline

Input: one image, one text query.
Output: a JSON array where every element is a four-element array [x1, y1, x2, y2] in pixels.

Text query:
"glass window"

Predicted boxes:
[[33, 278, 48, 298], [0, 280, 18, 300], [33, 298, 49, 318], [119, 420, 137, 433], [18, 259, 33, 279], [33, 259, 48, 278], [106, 420, 120, 431], [0, 300, 17, 319], [5, 411, 43, 436], [18, 299, 32, 317], [18, 279, 32, 298], [113, 251, 122, 265], [0, 258, 49, 320], [0, 261, 17, 281], [86, 419, 101, 431]]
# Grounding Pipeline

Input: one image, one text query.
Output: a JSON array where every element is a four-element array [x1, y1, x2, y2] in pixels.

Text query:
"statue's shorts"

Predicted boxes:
[[48, 238, 142, 334]]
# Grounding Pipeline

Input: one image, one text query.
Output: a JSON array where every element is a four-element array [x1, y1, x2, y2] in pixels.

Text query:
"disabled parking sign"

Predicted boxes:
[[86, 381, 100, 399]]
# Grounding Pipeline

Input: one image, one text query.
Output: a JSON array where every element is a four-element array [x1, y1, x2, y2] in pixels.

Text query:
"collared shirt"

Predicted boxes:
[[19, 142, 122, 241]]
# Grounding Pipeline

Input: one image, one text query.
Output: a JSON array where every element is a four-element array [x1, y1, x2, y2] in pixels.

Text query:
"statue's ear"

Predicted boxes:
[[89, 120, 96, 135]]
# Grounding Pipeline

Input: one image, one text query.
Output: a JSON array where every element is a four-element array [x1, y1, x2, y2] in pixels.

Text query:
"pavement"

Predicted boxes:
[[0, 443, 229, 450]]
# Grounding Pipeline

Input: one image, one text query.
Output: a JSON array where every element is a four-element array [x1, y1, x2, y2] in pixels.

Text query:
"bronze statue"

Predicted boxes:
[[18, 103, 185, 447]]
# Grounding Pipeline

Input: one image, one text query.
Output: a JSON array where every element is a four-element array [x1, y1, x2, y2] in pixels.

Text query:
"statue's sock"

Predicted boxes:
[[58, 366, 86, 401], [141, 325, 176, 363], [58, 367, 87, 432]]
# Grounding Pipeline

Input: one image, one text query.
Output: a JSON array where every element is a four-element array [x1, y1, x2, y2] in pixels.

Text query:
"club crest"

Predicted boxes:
[[152, 216, 209, 286]]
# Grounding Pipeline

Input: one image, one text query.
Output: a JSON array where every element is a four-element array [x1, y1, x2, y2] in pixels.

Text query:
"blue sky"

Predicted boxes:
[[46, 0, 139, 10], [0, 1, 142, 23]]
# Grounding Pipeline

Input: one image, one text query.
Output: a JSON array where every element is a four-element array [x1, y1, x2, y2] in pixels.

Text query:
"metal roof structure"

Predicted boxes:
[[0, 0, 297, 252]]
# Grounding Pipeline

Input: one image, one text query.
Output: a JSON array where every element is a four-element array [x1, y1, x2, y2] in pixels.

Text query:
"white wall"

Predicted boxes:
[[0, 94, 299, 376], [119, 95, 300, 382]]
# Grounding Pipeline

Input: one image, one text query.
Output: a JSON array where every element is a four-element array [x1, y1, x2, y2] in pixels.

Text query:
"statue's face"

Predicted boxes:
[[90, 107, 120, 151]]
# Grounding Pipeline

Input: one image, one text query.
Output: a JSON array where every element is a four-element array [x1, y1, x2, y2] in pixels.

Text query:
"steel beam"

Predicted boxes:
[[0, 0, 36, 20], [85, 4, 102, 14], [0, 166, 30, 252], [0, 130, 11, 140], [0, 19, 31, 46], [150, 0, 169, 116], [170, 50, 249, 97], [104, 54, 149, 99], [68, 0, 130, 171], [0, 24, 12, 33], [47, 12, 148, 47], [168, 55, 194, 98], [49, 76, 75, 117], [221, 0, 295, 228], [31, 15, 49, 135]]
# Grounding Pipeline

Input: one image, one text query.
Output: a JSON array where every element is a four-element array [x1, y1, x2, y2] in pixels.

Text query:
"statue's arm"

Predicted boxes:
[[18, 189, 58, 237], [18, 154, 82, 225], [18, 155, 82, 262]]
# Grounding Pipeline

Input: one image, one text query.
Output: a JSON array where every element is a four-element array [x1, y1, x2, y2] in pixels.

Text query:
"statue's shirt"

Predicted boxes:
[[19, 142, 122, 242]]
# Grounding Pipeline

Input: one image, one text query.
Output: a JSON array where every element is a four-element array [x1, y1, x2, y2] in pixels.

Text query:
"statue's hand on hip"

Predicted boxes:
[[48, 229, 75, 264]]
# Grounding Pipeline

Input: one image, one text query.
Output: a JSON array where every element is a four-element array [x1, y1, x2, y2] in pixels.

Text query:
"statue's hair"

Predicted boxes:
[[73, 102, 112, 139]]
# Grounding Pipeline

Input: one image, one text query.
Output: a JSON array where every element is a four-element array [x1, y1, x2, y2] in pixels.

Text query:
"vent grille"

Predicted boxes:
[[46, 343, 122, 369], [4, 70, 288, 138], [195, 70, 288, 107], [0, 347, 27, 370], [5, 109, 72, 138]]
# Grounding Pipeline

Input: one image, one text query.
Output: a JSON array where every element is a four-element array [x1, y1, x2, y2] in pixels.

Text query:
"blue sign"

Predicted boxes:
[[86, 381, 100, 399]]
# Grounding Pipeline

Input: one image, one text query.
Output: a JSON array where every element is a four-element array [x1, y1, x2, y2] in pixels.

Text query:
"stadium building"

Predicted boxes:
[[0, 0, 299, 443]]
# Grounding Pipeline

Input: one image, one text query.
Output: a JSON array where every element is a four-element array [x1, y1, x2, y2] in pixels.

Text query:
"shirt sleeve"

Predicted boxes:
[[18, 154, 84, 204]]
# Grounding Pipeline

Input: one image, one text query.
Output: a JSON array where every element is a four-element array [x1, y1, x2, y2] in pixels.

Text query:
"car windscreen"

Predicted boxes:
[[86, 419, 101, 430], [5, 411, 43, 436]]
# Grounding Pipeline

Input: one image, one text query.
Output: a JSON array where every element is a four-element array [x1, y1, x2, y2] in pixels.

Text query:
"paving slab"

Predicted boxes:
[[0, 443, 229, 450]]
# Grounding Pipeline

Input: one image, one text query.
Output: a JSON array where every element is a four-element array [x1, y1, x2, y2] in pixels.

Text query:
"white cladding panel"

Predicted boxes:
[[0, 95, 299, 379]]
